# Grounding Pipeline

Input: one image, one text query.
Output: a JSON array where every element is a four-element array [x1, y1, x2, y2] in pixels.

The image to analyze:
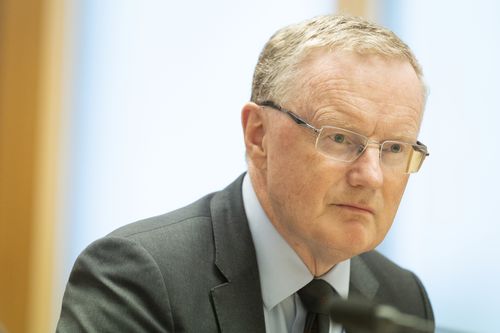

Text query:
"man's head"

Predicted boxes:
[[242, 15, 427, 275], [250, 15, 425, 106]]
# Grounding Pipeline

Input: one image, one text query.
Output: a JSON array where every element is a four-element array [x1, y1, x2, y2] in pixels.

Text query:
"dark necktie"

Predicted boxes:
[[298, 279, 339, 333]]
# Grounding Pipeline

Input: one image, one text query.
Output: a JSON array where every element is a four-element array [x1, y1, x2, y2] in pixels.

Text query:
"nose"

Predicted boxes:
[[346, 145, 384, 189]]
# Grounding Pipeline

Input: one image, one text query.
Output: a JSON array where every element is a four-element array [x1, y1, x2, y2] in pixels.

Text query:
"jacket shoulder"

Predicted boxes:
[[109, 192, 215, 239], [355, 251, 434, 322]]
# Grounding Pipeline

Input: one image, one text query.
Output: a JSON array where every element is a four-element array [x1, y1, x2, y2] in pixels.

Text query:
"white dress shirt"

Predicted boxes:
[[242, 174, 350, 333]]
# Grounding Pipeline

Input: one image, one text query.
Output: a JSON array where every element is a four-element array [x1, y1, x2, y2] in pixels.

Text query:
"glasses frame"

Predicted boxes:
[[258, 100, 429, 174]]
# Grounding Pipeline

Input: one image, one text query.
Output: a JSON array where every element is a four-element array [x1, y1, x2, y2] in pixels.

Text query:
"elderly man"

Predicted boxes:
[[57, 15, 433, 332]]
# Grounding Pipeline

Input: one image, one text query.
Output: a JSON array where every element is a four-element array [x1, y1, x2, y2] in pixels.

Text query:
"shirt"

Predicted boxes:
[[242, 174, 350, 333]]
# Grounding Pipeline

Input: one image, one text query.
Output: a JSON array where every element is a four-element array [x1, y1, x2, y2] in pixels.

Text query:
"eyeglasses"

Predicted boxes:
[[259, 101, 429, 174]]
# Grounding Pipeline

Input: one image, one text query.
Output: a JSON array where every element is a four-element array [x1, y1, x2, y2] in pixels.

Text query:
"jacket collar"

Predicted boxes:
[[209, 174, 266, 332], [349, 255, 379, 301]]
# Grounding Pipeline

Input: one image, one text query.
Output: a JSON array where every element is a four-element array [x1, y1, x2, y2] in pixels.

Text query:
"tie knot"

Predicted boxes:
[[298, 279, 339, 315]]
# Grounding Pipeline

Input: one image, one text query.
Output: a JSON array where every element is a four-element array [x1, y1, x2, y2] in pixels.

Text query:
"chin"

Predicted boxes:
[[332, 228, 378, 257]]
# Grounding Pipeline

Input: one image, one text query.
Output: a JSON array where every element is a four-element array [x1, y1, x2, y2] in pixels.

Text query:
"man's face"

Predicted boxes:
[[257, 50, 424, 269]]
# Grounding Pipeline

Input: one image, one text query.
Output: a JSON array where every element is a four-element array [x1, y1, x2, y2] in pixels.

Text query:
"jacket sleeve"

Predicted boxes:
[[56, 236, 174, 332]]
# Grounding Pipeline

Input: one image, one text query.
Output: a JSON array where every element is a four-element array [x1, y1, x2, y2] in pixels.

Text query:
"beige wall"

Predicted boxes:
[[0, 0, 64, 332]]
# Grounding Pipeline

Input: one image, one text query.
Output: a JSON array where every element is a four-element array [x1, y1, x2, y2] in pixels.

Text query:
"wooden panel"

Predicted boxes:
[[0, 1, 43, 331], [337, 0, 379, 22], [0, 0, 64, 331]]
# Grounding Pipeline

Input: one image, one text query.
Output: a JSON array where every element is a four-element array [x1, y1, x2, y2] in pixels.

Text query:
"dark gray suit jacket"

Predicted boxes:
[[57, 174, 434, 332]]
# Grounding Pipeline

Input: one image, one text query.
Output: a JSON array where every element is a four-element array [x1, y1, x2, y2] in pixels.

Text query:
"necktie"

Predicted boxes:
[[298, 279, 338, 333]]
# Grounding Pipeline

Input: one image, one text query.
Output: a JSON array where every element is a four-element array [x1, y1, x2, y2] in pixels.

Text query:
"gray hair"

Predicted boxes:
[[251, 15, 425, 104]]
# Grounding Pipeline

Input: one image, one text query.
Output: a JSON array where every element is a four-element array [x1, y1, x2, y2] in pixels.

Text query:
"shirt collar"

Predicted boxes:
[[242, 174, 350, 310]]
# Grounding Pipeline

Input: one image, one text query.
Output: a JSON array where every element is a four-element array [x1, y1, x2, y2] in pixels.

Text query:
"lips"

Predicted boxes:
[[334, 203, 375, 215]]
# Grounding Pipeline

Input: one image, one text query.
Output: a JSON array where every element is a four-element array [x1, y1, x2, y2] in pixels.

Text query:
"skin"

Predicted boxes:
[[242, 50, 424, 277]]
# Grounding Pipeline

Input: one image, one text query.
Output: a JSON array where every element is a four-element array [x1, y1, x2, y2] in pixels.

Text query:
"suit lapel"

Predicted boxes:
[[209, 174, 266, 332], [349, 255, 379, 301], [343, 256, 380, 333]]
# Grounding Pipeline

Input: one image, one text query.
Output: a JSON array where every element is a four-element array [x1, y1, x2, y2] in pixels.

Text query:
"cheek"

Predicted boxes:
[[388, 176, 408, 208], [266, 132, 330, 212], [267, 130, 314, 183], [268, 152, 317, 203], [378, 177, 409, 230]]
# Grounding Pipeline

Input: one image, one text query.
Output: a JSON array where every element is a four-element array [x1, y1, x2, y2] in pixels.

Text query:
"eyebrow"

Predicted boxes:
[[313, 113, 358, 131]]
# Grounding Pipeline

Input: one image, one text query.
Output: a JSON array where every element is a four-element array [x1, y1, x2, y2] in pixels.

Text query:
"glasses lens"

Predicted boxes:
[[381, 141, 426, 174], [316, 127, 428, 174], [316, 127, 366, 162]]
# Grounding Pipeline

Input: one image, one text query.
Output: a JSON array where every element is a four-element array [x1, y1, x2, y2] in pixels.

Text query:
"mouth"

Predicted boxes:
[[333, 203, 375, 215]]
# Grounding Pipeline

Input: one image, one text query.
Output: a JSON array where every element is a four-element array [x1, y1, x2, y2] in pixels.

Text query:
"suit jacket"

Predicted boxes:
[[57, 174, 434, 332]]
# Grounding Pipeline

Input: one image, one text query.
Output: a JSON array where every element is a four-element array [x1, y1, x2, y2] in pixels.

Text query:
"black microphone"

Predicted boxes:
[[329, 299, 434, 333]]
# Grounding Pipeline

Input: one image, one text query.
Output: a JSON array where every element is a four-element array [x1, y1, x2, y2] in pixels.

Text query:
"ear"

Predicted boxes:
[[241, 102, 268, 169]]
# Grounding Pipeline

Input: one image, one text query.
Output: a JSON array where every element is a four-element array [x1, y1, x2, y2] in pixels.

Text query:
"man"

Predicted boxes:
[[57, 15, 433, 332]]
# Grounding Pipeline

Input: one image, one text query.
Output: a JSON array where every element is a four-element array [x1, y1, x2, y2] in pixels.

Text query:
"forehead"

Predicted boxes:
[[290, 50, 424, 140]]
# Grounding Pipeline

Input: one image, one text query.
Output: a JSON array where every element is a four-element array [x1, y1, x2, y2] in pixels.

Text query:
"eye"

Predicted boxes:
[[389, 143, 403, 153], [333, 133, 345, 143]]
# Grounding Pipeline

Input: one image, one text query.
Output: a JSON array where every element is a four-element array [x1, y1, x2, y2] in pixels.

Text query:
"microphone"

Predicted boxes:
[[329, 299, 434, 333]]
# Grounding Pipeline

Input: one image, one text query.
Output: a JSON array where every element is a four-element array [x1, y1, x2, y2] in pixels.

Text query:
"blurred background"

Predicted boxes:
[[1, 0, 499, 332]]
